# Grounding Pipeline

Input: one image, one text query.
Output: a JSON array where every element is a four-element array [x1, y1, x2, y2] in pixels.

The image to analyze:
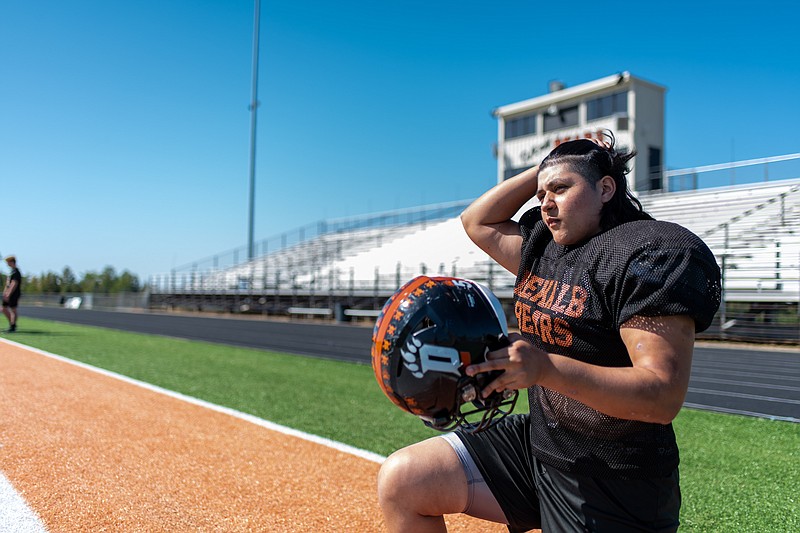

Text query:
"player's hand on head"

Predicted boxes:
[[591, 137, 612, 150]]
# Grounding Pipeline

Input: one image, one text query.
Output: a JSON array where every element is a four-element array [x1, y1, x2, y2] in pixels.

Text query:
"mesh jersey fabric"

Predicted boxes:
[[515, 206, 721, 478]]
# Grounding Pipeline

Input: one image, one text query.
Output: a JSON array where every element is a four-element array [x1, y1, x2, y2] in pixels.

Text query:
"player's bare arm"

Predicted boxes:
[[460, 165, 540, 275], [468, 314, 696, 424]]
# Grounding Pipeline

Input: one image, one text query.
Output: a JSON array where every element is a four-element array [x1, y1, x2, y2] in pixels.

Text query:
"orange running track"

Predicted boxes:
[[0, 339, 508, 532]]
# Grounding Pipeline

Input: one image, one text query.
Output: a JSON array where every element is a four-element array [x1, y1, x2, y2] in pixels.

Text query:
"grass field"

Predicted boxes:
[[5, 317, 799, 532]]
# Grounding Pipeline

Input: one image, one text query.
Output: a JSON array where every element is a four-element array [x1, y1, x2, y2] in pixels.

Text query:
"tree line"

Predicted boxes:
[[4, 266, 142, 294]]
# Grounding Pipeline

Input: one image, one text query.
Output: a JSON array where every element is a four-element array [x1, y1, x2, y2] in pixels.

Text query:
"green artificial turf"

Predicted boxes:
[[5, 317, 798, 531], [674, 408, 799, 532]]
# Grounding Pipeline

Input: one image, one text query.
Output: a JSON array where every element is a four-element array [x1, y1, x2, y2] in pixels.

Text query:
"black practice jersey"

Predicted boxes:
[[6, 268, 21, 298], [515, 207, 721, 478]]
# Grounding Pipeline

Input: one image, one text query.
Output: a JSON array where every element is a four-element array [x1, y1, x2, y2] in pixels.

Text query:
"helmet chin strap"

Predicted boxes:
[[420, 380, 519, 434], [454, 387, 519, 434]]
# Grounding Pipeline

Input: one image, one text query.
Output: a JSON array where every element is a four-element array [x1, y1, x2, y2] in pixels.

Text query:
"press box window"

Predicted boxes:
[[648, 146, 663, 191], [504, 113, 537, 140], [586, 91, 628, 121], [543, 105, 578, 133]]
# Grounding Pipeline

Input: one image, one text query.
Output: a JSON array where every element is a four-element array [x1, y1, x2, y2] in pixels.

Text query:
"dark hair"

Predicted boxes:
[[539, 131, 653, 230]]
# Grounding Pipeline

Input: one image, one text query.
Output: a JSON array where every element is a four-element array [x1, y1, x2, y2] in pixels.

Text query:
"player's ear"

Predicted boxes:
[[599, 175, 616, 203]]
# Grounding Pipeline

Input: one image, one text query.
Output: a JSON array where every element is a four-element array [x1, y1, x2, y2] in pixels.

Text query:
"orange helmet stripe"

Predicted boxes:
[[371, 276, 432, 400]]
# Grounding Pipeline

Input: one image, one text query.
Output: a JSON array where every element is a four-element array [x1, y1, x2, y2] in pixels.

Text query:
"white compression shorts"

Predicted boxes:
[[440, 432, 508, 525]]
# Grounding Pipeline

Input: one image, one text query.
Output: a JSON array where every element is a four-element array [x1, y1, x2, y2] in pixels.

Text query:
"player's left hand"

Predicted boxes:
[[466, 332, 548, 398], [590, 136, 612, 150]]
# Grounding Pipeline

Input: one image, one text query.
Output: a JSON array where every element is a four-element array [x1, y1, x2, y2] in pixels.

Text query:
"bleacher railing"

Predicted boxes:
[[657, 152, 800, 193], [163, 199, 474, 277]]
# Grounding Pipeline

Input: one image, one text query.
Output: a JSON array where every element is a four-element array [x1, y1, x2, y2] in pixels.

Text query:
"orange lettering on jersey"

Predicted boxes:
[[551, 283, 570, 314], [565, 286, 587, 318], [517, 271, 587, 318], [515, 270, 587, 348], [544, 280, 559, 309], [515, 300, 534, 336], [536, 311, 554, 344], [553, 317, 572, 347], [531, 279, 548, 305]]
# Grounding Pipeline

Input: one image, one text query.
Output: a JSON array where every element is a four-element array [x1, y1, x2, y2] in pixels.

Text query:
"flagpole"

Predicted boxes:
[[247, 0, 261, 260]]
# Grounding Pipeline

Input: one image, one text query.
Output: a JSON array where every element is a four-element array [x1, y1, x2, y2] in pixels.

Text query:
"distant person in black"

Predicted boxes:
[[377, 133, 721, 532], [3, 255, 21, 333]]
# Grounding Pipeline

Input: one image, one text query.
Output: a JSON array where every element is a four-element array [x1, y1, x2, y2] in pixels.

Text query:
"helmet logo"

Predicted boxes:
[[401, 336, 461, 378]]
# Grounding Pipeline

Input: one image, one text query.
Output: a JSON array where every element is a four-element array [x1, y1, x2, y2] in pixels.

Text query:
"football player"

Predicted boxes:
[[377, 133, 721, 532]]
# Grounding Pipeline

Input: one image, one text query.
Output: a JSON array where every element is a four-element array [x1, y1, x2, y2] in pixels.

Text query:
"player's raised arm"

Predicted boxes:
[[460, 165, 540, 275]]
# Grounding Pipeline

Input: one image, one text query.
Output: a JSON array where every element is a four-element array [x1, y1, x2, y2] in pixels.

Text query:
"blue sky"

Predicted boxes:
[[1, 0, 798, 279]]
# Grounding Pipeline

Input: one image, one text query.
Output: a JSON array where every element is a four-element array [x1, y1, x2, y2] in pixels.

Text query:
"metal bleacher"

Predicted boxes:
[[294, 217, 517, 296], [172, 223, 430, 292], [151, 154, 800, 320], [641, 178, 800, 303], [286, 176, 800, 303]]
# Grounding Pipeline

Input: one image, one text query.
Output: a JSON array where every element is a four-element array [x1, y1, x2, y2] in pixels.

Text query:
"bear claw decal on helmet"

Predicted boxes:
[[400, 336, 425, 378], [371, 276, 518, 433]]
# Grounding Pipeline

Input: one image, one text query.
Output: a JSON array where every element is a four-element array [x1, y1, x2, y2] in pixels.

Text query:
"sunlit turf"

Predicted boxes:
[[5, 317, 798, 531], [675, 408, 798, 532]]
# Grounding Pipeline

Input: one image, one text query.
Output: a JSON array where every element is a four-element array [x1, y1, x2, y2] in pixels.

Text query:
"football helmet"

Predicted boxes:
[[371, 276, 518, 433]]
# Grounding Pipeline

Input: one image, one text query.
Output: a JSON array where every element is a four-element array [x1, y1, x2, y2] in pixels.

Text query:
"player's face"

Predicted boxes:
[[536, 164, 606, 246]]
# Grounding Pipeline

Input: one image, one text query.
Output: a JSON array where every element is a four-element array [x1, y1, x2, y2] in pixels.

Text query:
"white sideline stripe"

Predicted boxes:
[[0, 338, 386, 465], [687, 386, 800, 405], [0, 473, 48, 532], [683, 403, 799, 423]]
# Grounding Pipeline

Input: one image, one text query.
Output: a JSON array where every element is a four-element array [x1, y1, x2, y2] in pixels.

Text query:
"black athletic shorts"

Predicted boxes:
[[455, 414, 681, 533], [2, 293, 19, 308]]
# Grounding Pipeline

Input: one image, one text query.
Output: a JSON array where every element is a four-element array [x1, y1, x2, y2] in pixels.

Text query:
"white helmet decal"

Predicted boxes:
[[401, 335, 461, 378]]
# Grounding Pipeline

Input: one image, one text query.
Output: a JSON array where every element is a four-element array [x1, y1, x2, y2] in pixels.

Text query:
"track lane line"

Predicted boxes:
[[0, 473, 47, 533]]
